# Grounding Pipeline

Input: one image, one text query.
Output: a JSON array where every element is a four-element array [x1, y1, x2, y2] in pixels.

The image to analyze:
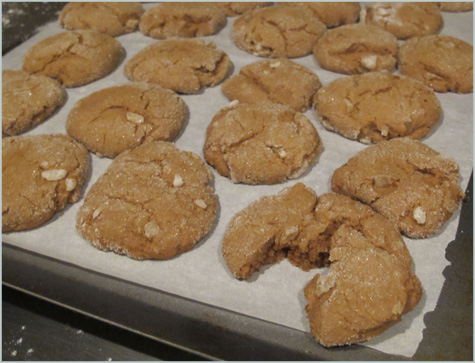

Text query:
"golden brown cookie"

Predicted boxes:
[[22, 30, 124, 87], [211, 2, 269, 17], [313, 23, 398, 74], [398, 35, 473, 93], [139, 3, 226, 39], [66, 83, 187, 158], [364, 2, 443, 40], [59, 2, 144, 37], [314, 71, 442, 144], [222, 58, 322, 112], [76, 141, 217, 260], [2, 70, 66, 136], [124, 39, 231, 94], [2, 134, 90, 232], [204, 102, 322, 185], [437, 2, 473, 12], [232, 6, 326, 58], [332, 138, 465, 238]]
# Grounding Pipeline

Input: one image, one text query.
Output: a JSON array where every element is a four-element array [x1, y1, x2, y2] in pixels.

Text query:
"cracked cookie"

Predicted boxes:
[[398, 35, 473, 93], [364, 2, 443, 40], [124, 39, 231, 94], [2, 70, 66, 136], [332, 138, 465, 238], [66, 83, 187, 158], [437, 2, 473, 12], [139, 3, 226, 39], [313, 23, 398, 74], [222, 58, 322, 112], [59, 2, 144, 37], [204, 102, 322, 185], [2, 134, 90, 232], [76, 141, 217, 260], [22, 30, 124, 88], [211, 2, 269, 17], [232, 5, 326, 58], [314, 71, 442, 144]]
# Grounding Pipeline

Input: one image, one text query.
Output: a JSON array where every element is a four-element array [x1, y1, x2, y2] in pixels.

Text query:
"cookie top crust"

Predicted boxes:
[[437, 2, 474, 12], [232, 5, 326, 58], [313, 23, 399, 74], [331, 138, 465, 238], [314, 71, 442, 144], [222, 58, 322, 112], [204, 102, 322, 185], [398, 35, 473, 93], [124, 39, 231, 94], [59, 2, 144, 37], [139, 3, 226, 39], [2, 70, 66, 136], [66, 83, 187, 158], [22, 30, 124, 88], [76, 141, 217, 260], [211, 2, 269, 17], [2, 134, 90, 232]]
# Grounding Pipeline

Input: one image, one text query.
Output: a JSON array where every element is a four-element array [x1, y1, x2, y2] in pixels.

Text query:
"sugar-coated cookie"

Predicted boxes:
[[437, 2, 473, 12], [211, 2, 269, 17]]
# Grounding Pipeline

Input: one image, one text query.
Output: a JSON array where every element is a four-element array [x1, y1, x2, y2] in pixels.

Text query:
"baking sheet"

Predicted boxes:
[[2, 3, 473, 358]]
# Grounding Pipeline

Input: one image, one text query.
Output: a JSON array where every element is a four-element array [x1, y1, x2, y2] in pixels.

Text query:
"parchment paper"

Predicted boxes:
[[2, 4, 473, 358]]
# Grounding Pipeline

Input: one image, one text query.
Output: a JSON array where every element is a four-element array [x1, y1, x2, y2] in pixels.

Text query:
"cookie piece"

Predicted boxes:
[[2, 70, 65, 136], [437, 2, 473, 12], [2, 134, 90, 232], [364, 2, 443, 40], [204, 102, 322, 185], [76, 141, 217, 260], [332, 138, 465, 238], [314, 71, 442, 144], [304, 248, 422, 347], [313, 24, 398, 74], [398, 35, 473, 93], [66, 83, 187, 158], [232, 6, 326, 58], [279, 2, 360, 28], [222, 58, 322, 112], [22, 30, 124, 87], [211, 2, 269, 17], [124, 39, 231, 94], [139, 3, 226, 39], [59, 2, 144, 37]]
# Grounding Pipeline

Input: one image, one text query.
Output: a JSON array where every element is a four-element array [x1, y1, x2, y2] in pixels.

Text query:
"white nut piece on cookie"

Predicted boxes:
[[413, 206, 427, 225], [126, 111, 144, 124], [41, 169, 68, 181], [173, 174, 184, 187], [144, 220, 160, 239], [194, 199, 208, 209], [66, 178, 77, 191], [361, 55, 378, 70]]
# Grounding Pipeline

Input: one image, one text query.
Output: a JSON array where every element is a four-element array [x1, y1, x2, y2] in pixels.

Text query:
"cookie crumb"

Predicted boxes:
[[173, 174, 184, 187], [126, 112, 144, 124], [41, 169, 67, 181], [413, 206, 426, 225], [194, 199, 207, 209]]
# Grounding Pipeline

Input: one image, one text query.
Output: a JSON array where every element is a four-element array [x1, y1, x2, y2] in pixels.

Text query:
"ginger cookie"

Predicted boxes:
[[314, 71, 442, 144], [2, 134, 90, 232], [211, 2, 269, 17], [23, 30, 124, 87], [124, 39, 231, 94], [364, 2, 443, 40], [76, 141, 217, 260], [204, 102, 322, 185], [332, 138, 465, 238], [66, 83, 187, 158], [139, 3, 226, 39], [232, 6, 326, 58], [313, 23, 398, 74], [59, 2, 144, 37], [2, 70, 66, 136], [222, 58, 322, 112], [398, 35, 473, 93], [437, 2, 473, 12]]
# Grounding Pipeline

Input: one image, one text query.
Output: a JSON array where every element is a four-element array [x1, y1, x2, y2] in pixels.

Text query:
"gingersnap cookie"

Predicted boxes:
[[398, 35, 473, 93], [211, 2, 269, 17], [66, 83, 187, 158], [76, 141, 217, 260], [2, 134, 90, 232], [124, 39, 231, 94], [364, 2, 443, 40], [222, 58, 322, 112], [2, 70, 66, 136], [204, 102, 322, 185], [279, 2, 360, 28], [232, 6, 326, 58], [23, 30, 124, 87], [59, 2, 144, 37], [314, 71, 442, 144], [313, 23, 398, 74], [437, 2, 473, 12], [139, 3, 226, 39], [332, 138, 465, 238]]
